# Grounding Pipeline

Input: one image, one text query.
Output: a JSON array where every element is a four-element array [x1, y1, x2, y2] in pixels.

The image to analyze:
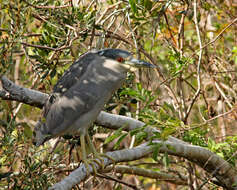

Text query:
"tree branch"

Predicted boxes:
[[102, 165, 188, 185], [0, 76, 48, 108], [49, 141, 237, 190]]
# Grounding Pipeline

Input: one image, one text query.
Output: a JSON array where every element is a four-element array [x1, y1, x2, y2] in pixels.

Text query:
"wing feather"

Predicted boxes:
[[53, 52, 97, 94]]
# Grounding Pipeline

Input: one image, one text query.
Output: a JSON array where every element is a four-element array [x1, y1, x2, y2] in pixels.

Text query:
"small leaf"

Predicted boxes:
[[163, 152, 170, 168], [136, 83, 142, 91], [114, 133, 128, 149], [161, 127, 176, 140], [104, 127, 125, 144], [152, 143, 162, 161], [143, 0, 152, 10], [29, 54, 45, 64], [151, 131, 161, 140], [50, 68, 56, 78], [135, 131, 147, 143], [130, 125, 146, 136], [0, 155, 7, 165], [129, 0, 137, 15]]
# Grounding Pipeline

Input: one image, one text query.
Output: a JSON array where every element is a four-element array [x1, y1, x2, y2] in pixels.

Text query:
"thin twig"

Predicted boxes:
[[201, 17, 237, 50], [31, 13, 63, 31], [184, 0, 202, 122], [89, 21, 96, 50], [201, 108, 235, 125], [163, 12, 177, 49], [214, 81, 233, 108], [102, 165, 188, 185], [126, 12, 138, 51], [96, 1, 123, 24], [21, 34, 84, 52], [186, 17, 237, 61], [96, 173, 140, 190], [21, 42, 56, 51], [178, 4, 188, 56], [23, 33, 42, 37], [179, 16, 237, 78], [22, 0, 71, 9]]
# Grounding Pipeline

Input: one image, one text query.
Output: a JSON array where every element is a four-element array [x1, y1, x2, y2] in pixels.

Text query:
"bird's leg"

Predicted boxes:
[[80, 134, 89, 173], [86, 134, 104, 168], [80, 134, 97, 175], [86, 134, 115, 169]]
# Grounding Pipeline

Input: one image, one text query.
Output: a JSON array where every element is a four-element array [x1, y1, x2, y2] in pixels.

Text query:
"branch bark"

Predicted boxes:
[[49, 141, 237, 190], [102, 165, 188, 185], [0, 76, 48, 108], [1, 75, 237, 190]]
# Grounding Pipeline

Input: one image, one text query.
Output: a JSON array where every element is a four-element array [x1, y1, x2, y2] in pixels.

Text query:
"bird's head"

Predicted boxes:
[[97, 49, 156, 70]]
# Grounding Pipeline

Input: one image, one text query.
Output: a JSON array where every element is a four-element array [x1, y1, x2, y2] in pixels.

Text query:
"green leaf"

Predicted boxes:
[[114, 133, 128, 149], [130, 125, 147, 136], [152, 143, 162, 161], [120, 88, 138, 96], [104, 127, 125, 144], [77, 11, 84, 20], [136, 83, 142, 91], [162, 152, 170, 168], [135, 131, 148, 143], [161, 127, 176, 140], [151, 131, 161, 139], [129, 0, 137, 15], [232, 181, 237, 187], [143, 0, 152, 10]]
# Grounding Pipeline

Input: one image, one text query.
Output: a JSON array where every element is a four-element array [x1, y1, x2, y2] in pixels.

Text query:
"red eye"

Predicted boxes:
[[116, 57, 124, 62]]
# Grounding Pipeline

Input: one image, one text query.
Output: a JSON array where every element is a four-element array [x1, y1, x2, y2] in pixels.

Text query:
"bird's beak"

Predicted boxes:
[[125, 58, 156, 68]]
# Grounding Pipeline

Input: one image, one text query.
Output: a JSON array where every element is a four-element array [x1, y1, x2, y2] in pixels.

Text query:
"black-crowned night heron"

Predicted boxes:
[[33, 48, 155, 171]]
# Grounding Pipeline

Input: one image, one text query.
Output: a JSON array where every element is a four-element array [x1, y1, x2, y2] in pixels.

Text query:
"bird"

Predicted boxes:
[[33, 48, 156, 172]]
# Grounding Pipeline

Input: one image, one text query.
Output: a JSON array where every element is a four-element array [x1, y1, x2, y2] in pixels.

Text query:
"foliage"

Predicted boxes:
[[207, 137, 237, 166]]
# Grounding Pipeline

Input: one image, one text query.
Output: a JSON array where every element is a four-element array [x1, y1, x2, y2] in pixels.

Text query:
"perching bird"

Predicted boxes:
[[33, 48, 155, 170]]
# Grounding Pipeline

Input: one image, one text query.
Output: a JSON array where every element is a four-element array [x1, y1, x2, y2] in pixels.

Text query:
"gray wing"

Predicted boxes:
[[53, 52, 98, 94], [42, 52, 98, 117], [44, 81, 104, 137]]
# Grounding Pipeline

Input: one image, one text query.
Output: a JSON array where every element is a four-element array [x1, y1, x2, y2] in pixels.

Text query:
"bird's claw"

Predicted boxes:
[[93, 153, 116, 170], [83, 153, 116, 175], [82, 159, 98, 176]]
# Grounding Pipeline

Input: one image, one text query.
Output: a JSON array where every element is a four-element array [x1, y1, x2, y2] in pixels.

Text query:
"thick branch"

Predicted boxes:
[[96, 111, 187, 145], [49, 141, 237, 190], [103, 165, 188, 185], [0, 76, 48, 108]]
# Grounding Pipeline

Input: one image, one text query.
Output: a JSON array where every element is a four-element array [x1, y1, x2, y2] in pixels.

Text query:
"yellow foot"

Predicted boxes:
[[85, 134, 115, 168], [80, 134, 98, 175], [92, 153, 116, 170], [82, 159, 98, 175]]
